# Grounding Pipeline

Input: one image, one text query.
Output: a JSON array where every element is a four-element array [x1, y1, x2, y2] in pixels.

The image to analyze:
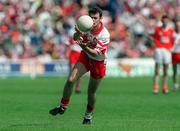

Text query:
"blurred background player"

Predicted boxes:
[[171, 18, 180, 91], [153, 15, 174, 94], [68, 35, 82, 93], [49, 7, 110, 124]]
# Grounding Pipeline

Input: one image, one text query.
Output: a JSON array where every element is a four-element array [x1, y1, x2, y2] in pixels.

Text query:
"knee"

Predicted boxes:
[[155, 70, 159, 75], [163, 72, 168, 76], [154, 68, 159, 75], [68, 76, 77, 83]]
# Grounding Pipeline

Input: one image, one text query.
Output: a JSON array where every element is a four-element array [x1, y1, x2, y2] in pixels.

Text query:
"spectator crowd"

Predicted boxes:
[[0, 0, 180, 63]]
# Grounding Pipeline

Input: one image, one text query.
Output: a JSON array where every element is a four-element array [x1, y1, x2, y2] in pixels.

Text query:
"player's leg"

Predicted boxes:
[[49, 62, 87, 116], [71, 63, 81, 93], [69, 51, 82, 93], [82, 59, 106, 124], [162, 63, 169, 93], [162, 49, 171, 93], [172, 64, 179, 91], [82, 77, 102, 124], [74, 78, 81, 93], [172, 53, 180, 91], [153, 48, 162, 93], [153, 63, 160, 93], [62, 62, 87, 99]]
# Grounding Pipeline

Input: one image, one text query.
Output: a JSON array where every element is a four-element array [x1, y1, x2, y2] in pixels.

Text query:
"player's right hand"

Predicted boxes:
[[75, 36, 83, 44]]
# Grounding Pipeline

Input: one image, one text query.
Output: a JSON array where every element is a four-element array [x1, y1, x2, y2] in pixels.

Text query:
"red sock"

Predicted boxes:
[[87, 104, 95, 112], [60, 98, 69, 107]]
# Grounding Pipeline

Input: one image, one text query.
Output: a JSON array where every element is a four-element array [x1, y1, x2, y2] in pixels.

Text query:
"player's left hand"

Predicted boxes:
[[73, 32, 80, 41], [75, 25, 83, 35]]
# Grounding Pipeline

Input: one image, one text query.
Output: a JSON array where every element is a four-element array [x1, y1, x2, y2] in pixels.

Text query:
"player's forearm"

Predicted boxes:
[[80, 44, 98, 57]]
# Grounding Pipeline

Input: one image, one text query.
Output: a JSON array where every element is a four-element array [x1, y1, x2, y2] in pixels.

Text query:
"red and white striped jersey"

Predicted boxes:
[[70, 43, 82, 52], [82, 22, 110, 61]]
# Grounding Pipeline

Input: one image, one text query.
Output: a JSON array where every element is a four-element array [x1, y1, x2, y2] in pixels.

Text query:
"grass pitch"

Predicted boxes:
[[0, 77, 180, 131]]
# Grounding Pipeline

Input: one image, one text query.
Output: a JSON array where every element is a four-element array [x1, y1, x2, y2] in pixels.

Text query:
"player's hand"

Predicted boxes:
[[75, 36, 83, 45], [74, 25, 85, 41], [75, 25, 82, 35], [73, 32, 80, 41], [75, 36, 88, 47]]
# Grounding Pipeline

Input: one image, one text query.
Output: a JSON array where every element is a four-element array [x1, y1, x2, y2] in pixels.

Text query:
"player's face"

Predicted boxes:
[[89, 13, 102, 28], [162, 18, 169, 26]]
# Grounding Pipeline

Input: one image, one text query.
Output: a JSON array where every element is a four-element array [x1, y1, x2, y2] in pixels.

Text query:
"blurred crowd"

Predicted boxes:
[[0, 0, 180, 63]]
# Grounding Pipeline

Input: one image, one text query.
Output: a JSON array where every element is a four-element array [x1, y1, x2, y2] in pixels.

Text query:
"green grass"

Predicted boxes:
[[0, 77, 180, 131]]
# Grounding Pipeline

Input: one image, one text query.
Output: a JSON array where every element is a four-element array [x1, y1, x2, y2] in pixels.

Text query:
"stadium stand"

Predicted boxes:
[[0, 0, 179, 62]]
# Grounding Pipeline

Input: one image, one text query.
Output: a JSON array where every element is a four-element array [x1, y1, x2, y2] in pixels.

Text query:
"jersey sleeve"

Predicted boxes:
[[95, 32, 110, 55]]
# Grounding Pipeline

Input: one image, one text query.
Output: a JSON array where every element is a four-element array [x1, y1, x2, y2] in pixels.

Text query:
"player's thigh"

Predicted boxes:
[[68, 62, 88, 82], [162, 49, 171, 64], [70, 63, 75, 70], [154, 48, 163, 64]]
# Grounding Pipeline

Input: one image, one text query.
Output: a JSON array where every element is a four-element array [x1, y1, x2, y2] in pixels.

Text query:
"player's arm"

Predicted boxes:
[[81, 36, 110, 57], [75, 36, 99, 57], [79, 42, 99, 57], [153, 28, 160, 46]]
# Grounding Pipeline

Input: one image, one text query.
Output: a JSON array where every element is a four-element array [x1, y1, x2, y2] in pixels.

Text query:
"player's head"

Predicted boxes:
[[161, 15, 169, 26], [88, 7, 103, 28]]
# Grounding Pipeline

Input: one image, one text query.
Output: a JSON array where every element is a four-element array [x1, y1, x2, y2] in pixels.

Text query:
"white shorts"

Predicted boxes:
[[154, 48, 171, 64]]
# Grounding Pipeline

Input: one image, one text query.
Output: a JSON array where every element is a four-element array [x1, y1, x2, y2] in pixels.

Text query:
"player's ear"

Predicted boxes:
[[99, 16, 102, 21]]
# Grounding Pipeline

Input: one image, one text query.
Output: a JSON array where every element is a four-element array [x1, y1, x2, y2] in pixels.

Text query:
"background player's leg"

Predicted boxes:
[[153, 63, 160, 93], [162, 63, 169, 93], [172, 64, 179, 91]]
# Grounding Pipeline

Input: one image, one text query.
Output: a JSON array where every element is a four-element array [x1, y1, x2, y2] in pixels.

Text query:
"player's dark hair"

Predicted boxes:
[[161, 15, 168, 20], [88, 7, 103, 18]]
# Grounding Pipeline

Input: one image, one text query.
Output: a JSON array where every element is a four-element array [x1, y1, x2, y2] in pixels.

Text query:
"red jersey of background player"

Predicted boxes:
[[154, 26, 174, 49]]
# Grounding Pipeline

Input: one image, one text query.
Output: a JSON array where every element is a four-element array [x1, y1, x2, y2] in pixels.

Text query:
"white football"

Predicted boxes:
[[76, 15, 93, 32]]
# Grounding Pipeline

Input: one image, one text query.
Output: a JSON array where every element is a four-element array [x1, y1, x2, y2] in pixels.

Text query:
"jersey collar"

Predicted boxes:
[[90, 22, 103, 35]]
